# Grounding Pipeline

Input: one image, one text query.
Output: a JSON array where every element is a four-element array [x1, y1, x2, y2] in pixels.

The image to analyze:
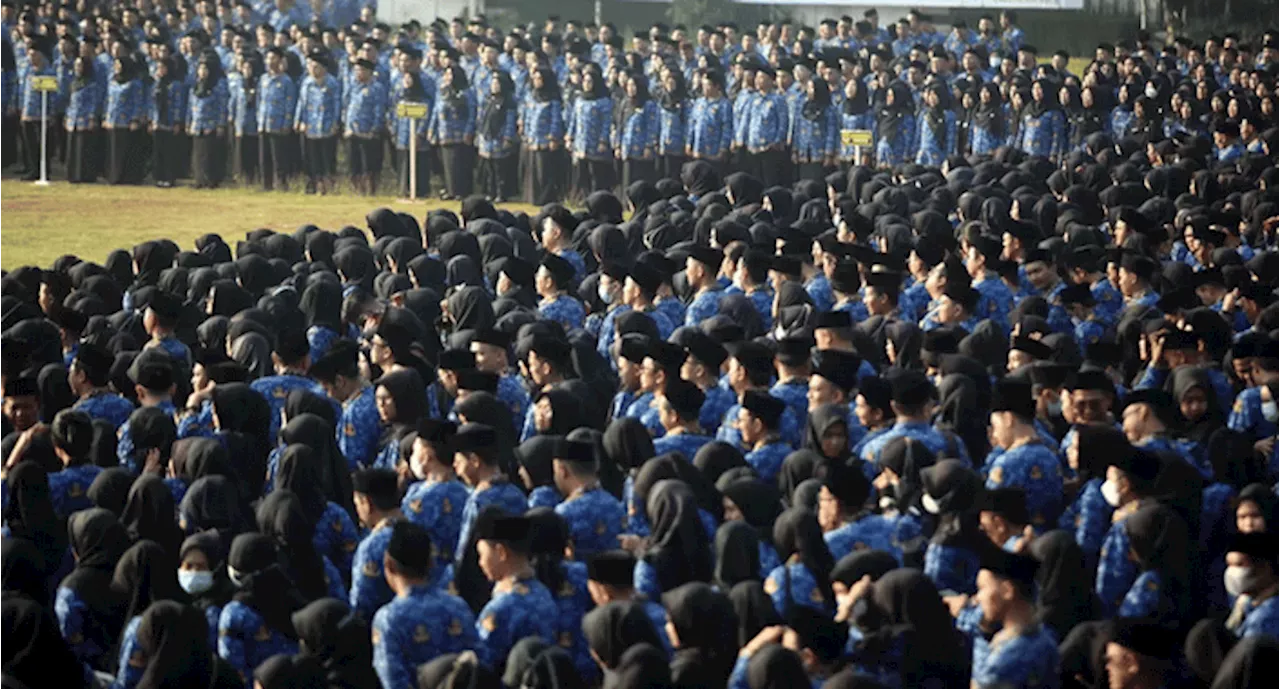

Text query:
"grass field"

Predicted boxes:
[[0, 178, 539, 269]]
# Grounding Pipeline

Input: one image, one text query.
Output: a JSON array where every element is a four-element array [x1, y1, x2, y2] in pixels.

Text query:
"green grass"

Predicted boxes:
[[0, 177, 539, 270]]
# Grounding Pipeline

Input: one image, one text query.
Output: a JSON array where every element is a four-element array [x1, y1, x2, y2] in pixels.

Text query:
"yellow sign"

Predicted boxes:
[[840, 129, 873, 147], [396, 101, 428, 118], [32, 75, 59, 92]]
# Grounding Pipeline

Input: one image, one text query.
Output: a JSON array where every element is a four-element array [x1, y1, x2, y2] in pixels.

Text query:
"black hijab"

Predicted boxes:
[[714, 520, 761, 589], [771, 507, 835, 611], [746, 644, 809, 689], [60, 508, 129, 656], [375, 367, 427, 443], [533, 67, 561, 103], [446, 285, 496, 331], [973, 82, 1005, 138], [87, 466, 135, 517], [720, 478, 782, 550], [179, 531, 235, 613], [279, 413, 353, 518], [3, 461, 67, 578], [603, 644, 671, 689], [877, 82, 913, 142], [728, 580, 782, 648], [582, 601, 666, 670], [1, 594, 91, 689], [274, 444, 331, 526], [135, 600, 230, 689], [255, 491, 329, 602], [1029, 530, 1101, 639], [1125, 503, 1192, 621], [852, 568, 968, 689], [2, 539, 49, 604], [842, 78, 870, 116], [300, 280, 343, 331], [692, 441, 748, 488], [111, 539, 184, 630], [291, 598, 380, 689], [481, 70, 516, 139], [662, 582, 738, 689], [181, 474, 250, 536], [121, 474, 184, 559], [227, 532, 306, 639], [643, 479, 713, 593]]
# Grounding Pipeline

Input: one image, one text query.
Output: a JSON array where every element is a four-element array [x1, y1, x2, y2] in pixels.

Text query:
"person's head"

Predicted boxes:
[[178, 532, 221, 595], [309, 340, 363, 401], [469, 331, 509, 374], [409, 420, 457, 481], [271, 329, 310, 374], [474, 512, 533, 581], [585, 549, 639, 605], [50, 409, 93, 467], [1236, 489, 1272, 534], [1104, 621, 1178, 689], [1102, 448, 1160, 508], [68, 343, 112, 396], [551, 439, 597, 496], [1120, 390, 1174, 443], [1224, 532, 1278, 599], [451, 423, 500, 485], [737, 390, 783, 446], [382, 521, 434, 591], [974, 551, 1038, 626], [976, 488, 1029, 547], [352, 468, 400, 529], [988, 379, 1037, 448], [853, 378, 892, 430]]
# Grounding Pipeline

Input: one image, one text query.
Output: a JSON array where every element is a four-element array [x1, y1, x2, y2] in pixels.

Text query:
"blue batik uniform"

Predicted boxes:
[[117, 400, 177, 473], [792, 102, 838, 163], [313, 501, 359, 577], [218, 601, 299, 687], [345, 79, 388, 137], [1017, 108, 1066, 160], [1096, 501, 1142, 616], [55, 584, 112, 666], [1090, 279, 1123, 326], [521, 97, 564, 149], [655, 297, 685, 328], [824, 514, 896, 561], [428, 89, 474, 144], [74, 392, 134, 430], [256, 71, 296, 134], [372, 584, 478, 689], [595, 304, 631, 363], [1137, 435, 1212, 481], [1118, 570, 1168, 619], [898, 281, 930, 323], [1216, 142, 1246, 163], [402, 478, 469, 569], [187, 80, 228, 135], [539, 294, 586, 330], [685, 288, 723, 326], [925, 542, 981, 595], [745, 92, 788, 154], [875, 114, 916, 167], [859, 420, 968, 466], [731, 89, 758, 150], [687, 96, 733, 159], [570, 97, 612, 159], [550, 562, 598, 681], [1229, 387, 1278, 441], [148, 337, 192, 371], [305, 326, 342, 364], [1058, 478, 1112, 560], [764, 558, 833, 616], [851, 427, 891, 465], [337, 386, 381, 471], [973, 274, 1014, 333], [295, 74, 342, 138], [770, 380, 810, 432], [494, 375, 529, 427], [64, 80, 103, 131], [806, 275, 835, 313], [653, 433, 715, 461], [716, 403, 802, 454], [349, 517, 401, 621], [1110, 107, 1135, 140], [1073, 318, 1107, 352], [111, 615, 147, 689], [475, 575, 560, 669], [971, 625, 1060, 689], [456, 480, 527, 564], [614, 99, 658, 160], [915, 110, 957, 166], [833, 298, 869, 325], [149, 77, 187, 130], [555, 486, 625, 557], [48, 464, 102, 518], [1135, 365, 1234, 418], [745, 441, 793, 485], [104, 76, 144, 128], [227, 75, 257, 137], [1232, 595, 1280, 639], [177, 400, 215, 439], [554, 249, 587, 285], [527, 486, 561, 509], [699, 386, 736, 436], [609, 390, 635, 423], [657, 101, 685, 157], [984, 442, 1063, 530], [742, 288, 774, 329], [251, 374, 327, 441]]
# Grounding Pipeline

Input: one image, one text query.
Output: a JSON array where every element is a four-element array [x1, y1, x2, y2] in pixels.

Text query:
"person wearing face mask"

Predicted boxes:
[[400, 419, 469, 581], [1222, 531, 1279, 639], [1095, 446, 1163, 616], [179, 531, 236, 648], [1059, 425, 1122, 563], [347, 468, 410, 620], [1227, 345, 1279, 444], [921, 459, 987, 595]]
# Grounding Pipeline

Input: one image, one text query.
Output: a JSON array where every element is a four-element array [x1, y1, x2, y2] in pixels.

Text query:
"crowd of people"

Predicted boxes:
[[3, 5, 1280, 689]]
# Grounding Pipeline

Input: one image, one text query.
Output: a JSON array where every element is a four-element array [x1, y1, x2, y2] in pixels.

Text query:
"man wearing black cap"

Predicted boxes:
[[432, 348, 476, 420], [371, 520, 478, 689], [716, 341, 799, 450], [585, 550, 672, 654], [652, 378, 714, 458], [622, 262, 678, 339], [1096, 446, 1163, 615], [858, 369, 969, 466], [738, 389, 790, 483], [634, 339, 687, 436], [536, 253, 586, 330], [828, 261, 869, 325], [1119, 389, 1213, 480], [927, 282, 982, 334], [1103, 619, 1181, 689], [975, 487, 1032, 552], [1063, 246, 1124, 327], [1221, 531, 1279, 638], [1059, 282, 1107, 353], [470, 328, 529, 424], [310, 339, 381, 472], [1227, 335, 1279, 443], [350, 468, 410, 619], [986, 378, 1063, 530], [729, 249, 777, 329], [452, 423, 528, 565], [517, 335, 577, 440], [114, 352, 177, 471], [966, 234, 1016, 333], [553, 438, 625, 558], [1006, 334, 1054, 374], [971, 549, 1059, 688], [1117, 252, 1160, 310], [249, 329, 328, 440], [472, 510, 559, 669], [1136, 324, 1236, 419], [143, 291, 193, 372], [401, 419, 469, 577], [681, 244, 727, 326], [297, 48, 342, 195], [538, 204, 587, 283], [609, 333, 648, 423], [674, 329, 736, 433], [68, 342, 135, 430], [258, 46, 298, 191], [344, 55, 389, 195]]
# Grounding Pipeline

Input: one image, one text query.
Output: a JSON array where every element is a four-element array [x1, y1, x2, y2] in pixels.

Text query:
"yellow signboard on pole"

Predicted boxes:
[[32, 75, 59, 92], [396, 101, 428, 119], [840, 129, 873, 147]]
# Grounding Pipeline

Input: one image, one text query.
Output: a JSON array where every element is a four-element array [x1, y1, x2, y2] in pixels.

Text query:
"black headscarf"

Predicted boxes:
[[662, 582, 738, 689], [3, 461, 67, 579], [440, 64, 471, 115], [771, 507, 835, 611], [446, 285, 496, 331], [1125, 503, 1192, 622], [227, 533, 306, 639], [60, 508, 129, 659], [842, 78, 870, 116], [180, 475, 249, 536], [2, 538, 49, 604], [681, 161, 721, 199], [582, 600, 666, 670], [134, 600, 229, 689], [121, 474, 184, 557], [179, 531, 235, 614], [111, 539, 185, 632], [728, 580, 782, 648], [643, 479, 713, 593], [1, 594, 91, 689], [804, 404, 851, 462], [291, 597, 380, 689], [877, 82, 914, 142], [88, 467, 135, 517], [746, 644, 809, 689], [481, 70, 516, 140], [693, 441, 747, 488], [417, 652, 502, 689], [255, 491, 329, 602], [375, 367, 427, 448], [1210, 635, 1279, 689], [279, 413, 353, 518], [972, 82, 1005, 139], [533, 67, 562, 103], [210, 383, 272, 496], [720, 478, 782, 550], [714, 520, 761, 589], [300, 280, 343, 331], [1029, 530, 1101, 639], [831, 550, 899, 588], [603, 417, 656, 476], [603, 644, 671, 689], [851, 568, 968, 689], [274, 444, 331, 526]]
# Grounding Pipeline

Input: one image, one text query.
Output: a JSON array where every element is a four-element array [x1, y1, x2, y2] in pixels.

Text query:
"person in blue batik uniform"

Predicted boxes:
[[984, 379, 1064, 531], [1228, 376, 1280, 443], [569, 66, 614, 195], [295, 51, 343, 194], [45, 410, 103, 518], [400, 421, 470, 578], [729, 249, 776, 330], [1095, 447, 1163, 616], [679, 331, 736, 435], [739, 390, 792, 485], [217, 533, 306, 688], [820, 460, 894, 561], [792, 78, 838, 181], [1222, 532, 1280, 639], [371, 521, 478, 689], [429, 64, 476, 199], [63, 55, 103, 183], [116, 376, 178, 476], [1117, 503, 1189, 624], [248, 329, 326, 442], [525, 508, 598, 682], [652, 380, 716, 459], [553, 438, 626, 558], [344, 58, 389, 195], [469, 329, 529, 424], [1133, 332, 1235, 419], [966, 235, 1016, 334], [764, 507, 836, 616], [1120, 386, 1214, 481], [686, 69, 734, 165], [536, 253, 586, 330], [584, 550, 675, 657], [256, 48, 297, 191], [874, 82, 916, 167], [771, 337, 813, 433], [346, 468, 407, 620], [969, 549, 1061, 689], [108, 539, 183, 689], [521, 66, 566, 205], [838, 78, 874, 164], [1016, 79, 1066, 161], [859, 370, 969, 467], [682, 244, 726, 326], [919, 459, 985, 595], [187, 58, 229, 188], [743, 69, 788, 188], [56, 508, 129, 668], [471, 512, 560, 670], [1059, 425, 1120, 561], [1059, 283, 1108, 353], [516, 436, 563, 509], [915, 83, 956, 166], [453, 423, 528, 566], [613, 70, 659, 189], [308, 340, 380, 472]]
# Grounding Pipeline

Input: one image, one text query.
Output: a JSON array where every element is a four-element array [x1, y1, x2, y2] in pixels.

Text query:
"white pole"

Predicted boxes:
[[36, 90, 49, 186], [408, 117, 417, 202], [854, 145, 861, 167]]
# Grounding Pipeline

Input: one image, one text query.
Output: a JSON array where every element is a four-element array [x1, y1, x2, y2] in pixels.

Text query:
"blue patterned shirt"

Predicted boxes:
[[972, 624, 1060, 689], [1058, 477, 1112, 559], [187, 80, 228, 135], [925, 542, 981, 595], [48, 464, 102, 518], [344, 78, 387, 137], [456, 480, 528, 565], [74, 392, 134, 430], [764, 561, 832, 615], [64, 82, 103, 129], [295, 74, 342, 137], [983, 442, 1063, 529], [475, 576, 560, 669], [255, 72, 295, 132], [570, 97, 612, 159], [372, 584, 478, 689], [521, 97, 564, 148], [614, 99, 659, 159], [915, 109, 957, 166], [428, 90, 474, 144], [1096, 502, 1141, 616], [217, 601, 299, 687], [875, 114, 916, 167], [744, 441, 793, 485], [539, 294, 586, 330], [104, 77, 143, 128], [688, 96, 733, 158], [337, 385, 381, 471], [250, 373, 327, 442], [746, 92, 788, 152], [793, 103, 839, 162], [824, 514, 896, 561], [402, 478, 469, 569]]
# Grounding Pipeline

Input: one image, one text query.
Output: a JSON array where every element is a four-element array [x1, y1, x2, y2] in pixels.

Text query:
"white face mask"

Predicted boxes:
[[179, 570, 215, 595], [1144, 85, 1159, 99], [1263, 400, 1278, 423], [597, 284, 615, 305], [1100, 479, 1122, 507], [989, 56, 1002, 70], [411, 454, 429, 481], [922, 493, 942, 514], [1224, 565, 1254, 598]]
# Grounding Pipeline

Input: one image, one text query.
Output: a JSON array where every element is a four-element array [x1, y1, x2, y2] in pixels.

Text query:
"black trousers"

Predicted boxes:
[[104, 128, 140, 184], [191, 133, 224, 188], [477, 154, 516, 200], [260, 132, 293, 189], [438, 143, 473, 198], [152, 129, 180, 183], [574, 157, 615, 197], [19, 120, 47, 177], [749, 148, 788, 188], [302, 136, 336, 179], [348, 136, 383, 193], [621, 158, 656, 191], [658, 154, 687, 181], [233, 134, 259, 183]]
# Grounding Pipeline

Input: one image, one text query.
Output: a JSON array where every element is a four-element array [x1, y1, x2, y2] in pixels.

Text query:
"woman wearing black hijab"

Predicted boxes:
[[2, 594, 92, 689], [179, 475, 249, 536], [121, 474, 184, 558], [634, 480, 712, 600], [109, 540, 185, 688], [582, 600, 667, 673], [766, 507, 835, 616], [615, 70, 657, 190], [605, 644, 672, 689], [416, 652, 502, 689], [523, 66, 566, 204], [56, 507, 129, 668], [516, 435, 563, 508], [372, 368, 427, 471], [255, 490, 343, 602], [134, 600, 242, 689], [1119, 502, 1192, 624], [277, 412, 353, 517], [745, 644, 809, 689], [476, 70, 518, 201], [714, 520, 762, 590], [720, 477, 784, 575], [219, 533, 308, 682], [188, 57, 225, 188], [4, 461, 69, 583], [88, 466, 136, 517], [300, 280, 346, 363], [210, 382, 272, 497], [661, 582, 738, 689], [444, 285, 496, 332], [920, 458, 986, 595], [432, 64, 475, 199], [104, 55, 143, 184], [3, 538, 52, 604], [274, 443, 358, 575], [291, 597, 380, 689], [1028, 530, 1101, 639], [178, 531, 235, 647]]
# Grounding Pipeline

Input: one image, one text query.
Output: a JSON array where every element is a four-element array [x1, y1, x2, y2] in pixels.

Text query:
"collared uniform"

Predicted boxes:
[[824, 514, 896, 561], [456, 481, 528, 564], [336, 385, 381, 471], [971, 625, 1060, 689], [859, 420, 968, 467], [48, 464, 102, 518], [687, 96, 734, 159], [1228, 387, 1278, 441], [217, 601, 299, 687], [73, 392, 134, 430], [372, 584, 478, 689], [1096, 501, 1142, 616], [764, 558, 832, 616], [652, 433, 715, 461], [1118, 569, 1168, 619], [1058, 477, 1112, 559], [117, 400, 178, 473], [539, 294, 586, 330], [475, 575, 559, 669], [744, 441, 794, 486], [684, 288, 724, 326], [250, 373, 327, 441], [555, 486, 625, 558], [402, 478, 469, 571], [983, 442, 1064, 530]]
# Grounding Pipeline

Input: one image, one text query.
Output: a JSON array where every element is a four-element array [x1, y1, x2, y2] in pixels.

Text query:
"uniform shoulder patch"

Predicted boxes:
[[594, 520, 607, 536], [441, 497, 452, 514], [809, 587, 825, 603], [344, 422, 357, 437], [989, 467, 1003, 485], [481, 615, 497, 632], [409, 499, 423, 514], [68, 482, 83, 498], [254, 625, 271, 642], [362, 560, 380, 578], [763, 576, 778, 595], [127, 650, 147, 668], [1029, 464, 1043, 481], [413, 625, 431, 643], [448, 618, 463, 637]]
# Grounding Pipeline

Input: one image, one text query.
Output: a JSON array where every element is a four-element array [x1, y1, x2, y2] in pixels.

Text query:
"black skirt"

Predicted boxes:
[[526, 149, 563, 205], [477, 154, 516, 200], [65, 129, 99, 183], [152, 129, 180, 183], [438, 143, 473, 198], [574, 157, 615, 197], [104, 128, 135, 184], [191, 133, 224, 188], [233, 134, 258, 182], [658, 154, 686, 181]]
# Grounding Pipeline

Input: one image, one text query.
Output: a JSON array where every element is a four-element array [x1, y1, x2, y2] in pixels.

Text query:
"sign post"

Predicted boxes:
[[840, 129, 873, 167], [396, 101, 428, 201], [32, 75, 59, 186]]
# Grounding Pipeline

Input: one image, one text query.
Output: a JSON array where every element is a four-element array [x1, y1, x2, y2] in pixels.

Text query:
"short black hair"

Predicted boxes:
[[51, 409, 93, 460], [352, 467, 400, 510], [274, 328, 310, 365]]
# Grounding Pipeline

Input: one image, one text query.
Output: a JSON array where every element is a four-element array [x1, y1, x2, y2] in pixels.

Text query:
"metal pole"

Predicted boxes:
[[36, 90, 49, 186], [408, 117, 417, 202], [594, 0, 602, 26], [854, 145, 861, 167]]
